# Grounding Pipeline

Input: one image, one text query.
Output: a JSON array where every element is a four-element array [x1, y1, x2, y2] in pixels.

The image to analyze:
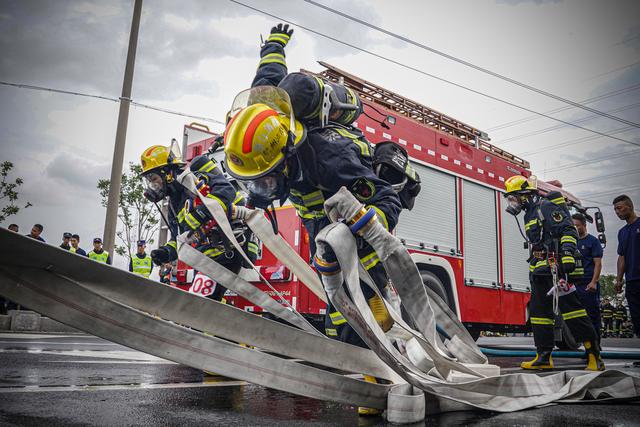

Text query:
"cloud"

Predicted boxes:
[[45, 152, 110, 192], [496, 0, 562, 5]]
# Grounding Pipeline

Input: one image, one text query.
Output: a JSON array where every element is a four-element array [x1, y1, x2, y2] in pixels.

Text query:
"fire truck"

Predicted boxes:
[[174, 62, 586, 339]]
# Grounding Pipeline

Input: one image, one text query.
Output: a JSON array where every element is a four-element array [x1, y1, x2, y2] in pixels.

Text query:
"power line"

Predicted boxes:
[[544, 148, 640, 173], [302, 0, 640, 130], [0, 81, 225, 125], [579, 184, 640, 200], [229, 0, 640, 148], [498, 101, 640, 145], [562, 169, 640, 186], [487, 83, 640, 132], [521, 125, 635, 156], [587, 61, 640, 81]]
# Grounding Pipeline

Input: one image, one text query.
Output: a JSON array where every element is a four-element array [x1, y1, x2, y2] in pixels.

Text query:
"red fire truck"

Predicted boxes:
[[175, 62, 584, 338]]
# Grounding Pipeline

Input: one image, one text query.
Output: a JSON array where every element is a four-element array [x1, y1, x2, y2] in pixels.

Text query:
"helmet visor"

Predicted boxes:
[[230, 86, 296, 132]]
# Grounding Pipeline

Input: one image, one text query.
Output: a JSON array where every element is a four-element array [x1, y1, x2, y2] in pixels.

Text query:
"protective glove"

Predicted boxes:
[[324, 187, 365, 224], [151, 247, 170, 266], [232, 205, 252, 221], [267, 23, 294, 47], [560, 252, 576, 274]]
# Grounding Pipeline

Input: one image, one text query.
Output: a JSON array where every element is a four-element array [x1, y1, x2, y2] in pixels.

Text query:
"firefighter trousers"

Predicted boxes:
[[602, 318, 613, 336], [530, 274, 596, 352], [324, 262, 388, 349], [574, 279, 601, 340]]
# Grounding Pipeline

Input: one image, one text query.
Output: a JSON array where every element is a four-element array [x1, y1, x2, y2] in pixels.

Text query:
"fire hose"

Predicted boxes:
[[1, 183, 639, 424]]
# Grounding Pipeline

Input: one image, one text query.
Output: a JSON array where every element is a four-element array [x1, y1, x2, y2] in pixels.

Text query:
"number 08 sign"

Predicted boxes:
[[189, 272, 217, 297]]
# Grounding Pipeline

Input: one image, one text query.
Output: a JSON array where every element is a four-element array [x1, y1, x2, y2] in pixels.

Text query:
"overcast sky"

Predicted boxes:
[[0, 0, 638, 274]]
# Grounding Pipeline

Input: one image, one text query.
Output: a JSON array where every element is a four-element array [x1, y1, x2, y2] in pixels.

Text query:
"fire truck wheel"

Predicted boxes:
[[420, 270, 450, 308]]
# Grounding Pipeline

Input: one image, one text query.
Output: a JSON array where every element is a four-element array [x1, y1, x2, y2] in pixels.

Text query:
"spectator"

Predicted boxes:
[[70, 234, 87, 256], [614, 194, 640, 337], [129, 240, 153, 278], [60, 232, 72, 250], [88, 238, 112, 265], [26, 224, 45, 242], [571, 213, 603, 341], [8, 224, 19, 232]]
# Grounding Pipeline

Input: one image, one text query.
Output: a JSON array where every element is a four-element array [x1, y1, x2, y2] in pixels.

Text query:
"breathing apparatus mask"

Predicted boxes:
[[142, 139, 183, 203], [372, 141, 421, 210], [238, 163, 291, 210], [505, 194, 526, 216]]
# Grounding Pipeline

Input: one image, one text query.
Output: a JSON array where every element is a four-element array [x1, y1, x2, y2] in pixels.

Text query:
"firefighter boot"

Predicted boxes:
[[358, 375, 382, 416], [584, 340, 605, 371], [368, 295, 394, 332], [520, 351, 553, 370]]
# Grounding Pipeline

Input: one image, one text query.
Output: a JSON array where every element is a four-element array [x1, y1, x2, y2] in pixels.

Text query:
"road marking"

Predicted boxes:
[[0, 334, 88, 339], [0, 380, 248, 393], [0, 341, 118, 346], [500, 362, 634, 372]]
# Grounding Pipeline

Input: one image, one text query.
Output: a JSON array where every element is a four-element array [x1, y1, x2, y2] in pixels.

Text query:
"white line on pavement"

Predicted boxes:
[[0, 380, 247, 393]]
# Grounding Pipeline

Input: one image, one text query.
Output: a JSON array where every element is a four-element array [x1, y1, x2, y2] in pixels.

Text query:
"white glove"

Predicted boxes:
[[324, 187, 364, 223], [232, 205, 252, 221]]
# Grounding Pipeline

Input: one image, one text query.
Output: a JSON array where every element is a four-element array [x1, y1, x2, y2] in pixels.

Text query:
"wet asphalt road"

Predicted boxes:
[[0, 333, 639, 426]]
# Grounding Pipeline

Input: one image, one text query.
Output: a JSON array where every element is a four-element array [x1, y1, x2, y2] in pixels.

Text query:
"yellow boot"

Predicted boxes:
[[358, 375, 382, 416], [520, 351, 553, 370], [368, 295, 394, 332], [584, 341, 605, 371]]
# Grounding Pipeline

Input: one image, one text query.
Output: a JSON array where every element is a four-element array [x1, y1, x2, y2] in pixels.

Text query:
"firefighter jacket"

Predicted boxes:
[[524, 192, 578, 276], [160, 156, 244, 262], [614, 306, 627, 321], [251, 36, 402, 267], [601, 303, 614, 319]]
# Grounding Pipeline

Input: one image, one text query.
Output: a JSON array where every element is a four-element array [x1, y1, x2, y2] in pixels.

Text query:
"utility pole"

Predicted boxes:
[[103, 0, 143, 257]]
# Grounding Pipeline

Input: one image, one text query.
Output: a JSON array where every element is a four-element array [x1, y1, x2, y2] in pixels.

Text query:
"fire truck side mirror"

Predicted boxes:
[[598, 233, 607, 248], [594, 210, 605, 233]]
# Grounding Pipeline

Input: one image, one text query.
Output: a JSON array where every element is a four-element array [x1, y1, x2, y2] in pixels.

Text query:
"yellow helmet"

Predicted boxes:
[[504, 175, 536, 194], [140, 145, 185, 175], [223, 103, 305, 179]]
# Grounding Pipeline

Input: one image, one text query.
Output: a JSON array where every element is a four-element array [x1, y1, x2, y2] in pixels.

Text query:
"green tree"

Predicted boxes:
[[98, 163, 159, 258], [599, 274, 617, 300], [0, 160, 31, 223]]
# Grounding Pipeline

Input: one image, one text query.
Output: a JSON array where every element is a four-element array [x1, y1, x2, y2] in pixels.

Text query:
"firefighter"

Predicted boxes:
[[129, 240, 153, 278], [140, 144, 257, 302], [601, 297, 614, 337], [504, 175, 603, 371], [224, 23, 402, 415], [613, 300, 627, 337]]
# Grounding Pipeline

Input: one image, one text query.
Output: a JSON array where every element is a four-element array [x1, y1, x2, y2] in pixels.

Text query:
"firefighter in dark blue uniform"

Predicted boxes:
[[504, 175, 603, 371], [223, 24, 402, 415], [140, 144, 257, 301]]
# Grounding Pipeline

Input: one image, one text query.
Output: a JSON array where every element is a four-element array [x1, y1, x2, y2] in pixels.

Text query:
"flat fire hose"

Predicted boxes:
[[177, 236, 319, 335], [313, 188, 640, 421], [178, 170, 327, 304], [0, 264, 390, 409], [0, 229, 399, 383]]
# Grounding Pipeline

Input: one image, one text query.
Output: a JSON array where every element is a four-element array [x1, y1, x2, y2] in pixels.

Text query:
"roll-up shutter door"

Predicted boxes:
[[395, 164, 457, 253], [462, 181, 498, 287], [501, 209, 531, 292]]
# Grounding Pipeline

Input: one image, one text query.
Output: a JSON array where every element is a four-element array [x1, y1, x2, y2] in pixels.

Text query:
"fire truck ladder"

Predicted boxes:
[[305, 61, 530, 170]]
